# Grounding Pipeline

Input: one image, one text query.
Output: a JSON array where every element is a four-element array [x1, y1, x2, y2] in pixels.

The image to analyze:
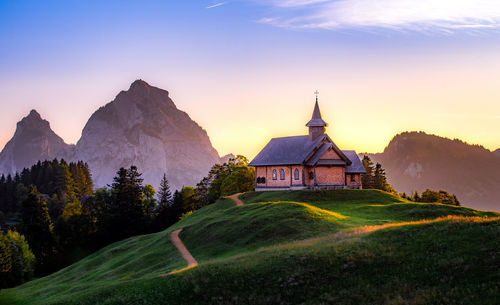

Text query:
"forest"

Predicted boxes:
[[0, 156, 255, 288]]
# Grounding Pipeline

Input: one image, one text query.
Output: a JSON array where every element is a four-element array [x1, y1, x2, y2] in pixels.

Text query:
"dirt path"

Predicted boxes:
[[227, 193, 244, 206], [170, 229, 198, 268]]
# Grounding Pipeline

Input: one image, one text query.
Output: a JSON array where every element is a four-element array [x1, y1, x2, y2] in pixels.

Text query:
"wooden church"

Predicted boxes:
[[248, 95, 366, 190]]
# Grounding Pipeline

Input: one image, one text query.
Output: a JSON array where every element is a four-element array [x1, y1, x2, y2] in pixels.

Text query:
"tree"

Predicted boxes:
[[202, 155, 254, 204], [421, 189, 441, 203], [373, 163, 395, 193], [0, 230, 35, 288], [412, 190, 421, 202], [103, 166, 147, 242], [157, 174, 172, 209], [170, 190, 183, 221], [0, 233, 13, 287], [361, 155, 375, 189], [220, 166, 255, 196], [6, 230, 35, 282], [19, 186, 55, 273], [180, 187, 196, 213], [143, 184, 157, 216]]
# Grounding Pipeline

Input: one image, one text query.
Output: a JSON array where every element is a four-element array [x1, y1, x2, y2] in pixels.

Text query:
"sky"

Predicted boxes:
[[1, 0, 499, 159]]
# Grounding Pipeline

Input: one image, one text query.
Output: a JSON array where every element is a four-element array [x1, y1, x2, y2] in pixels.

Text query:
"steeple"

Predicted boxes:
[[306, 92, 327, 141]]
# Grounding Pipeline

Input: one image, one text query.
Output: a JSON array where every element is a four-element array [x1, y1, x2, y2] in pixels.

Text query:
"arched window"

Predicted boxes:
[[280, 169, 285, 180], [272, 169, 277, 180], [294, 168, 299, 180]]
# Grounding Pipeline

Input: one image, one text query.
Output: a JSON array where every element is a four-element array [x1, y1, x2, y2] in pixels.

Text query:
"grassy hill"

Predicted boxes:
[[1, 190, 499, 305]]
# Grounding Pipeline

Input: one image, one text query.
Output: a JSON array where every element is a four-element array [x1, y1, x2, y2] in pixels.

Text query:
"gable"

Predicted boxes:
[[320, 148, 341, 160]]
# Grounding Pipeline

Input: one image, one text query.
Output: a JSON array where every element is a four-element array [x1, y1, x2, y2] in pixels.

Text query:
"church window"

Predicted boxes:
[[272, 169, 277, 180], [280, 169, 285, 180], [294, 168, 299, 180]]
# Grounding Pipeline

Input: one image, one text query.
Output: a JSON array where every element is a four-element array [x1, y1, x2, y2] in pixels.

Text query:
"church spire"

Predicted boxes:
[[306, 91, 327, 141]]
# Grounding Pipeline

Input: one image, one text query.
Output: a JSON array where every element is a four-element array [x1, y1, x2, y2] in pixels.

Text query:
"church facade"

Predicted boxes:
[[248, 97, 366, 191]]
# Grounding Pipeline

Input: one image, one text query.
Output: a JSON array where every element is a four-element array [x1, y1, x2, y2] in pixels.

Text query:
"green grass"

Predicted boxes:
[[1, 190, 498, 305]]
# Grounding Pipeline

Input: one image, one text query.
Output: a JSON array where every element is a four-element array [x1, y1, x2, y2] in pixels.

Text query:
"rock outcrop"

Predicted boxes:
[[0, 110, 72, 175]]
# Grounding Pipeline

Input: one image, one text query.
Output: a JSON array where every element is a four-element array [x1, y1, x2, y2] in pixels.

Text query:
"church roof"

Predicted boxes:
[[249, 135, 324, 166], [306, 99, 327, 127], [344, 150, 366, 174], [248, 134, 364, 171]]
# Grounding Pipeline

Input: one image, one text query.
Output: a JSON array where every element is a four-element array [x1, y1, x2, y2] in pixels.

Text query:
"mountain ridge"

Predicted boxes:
[[367, 131, 500, 211], [0, 80, 223, 190]]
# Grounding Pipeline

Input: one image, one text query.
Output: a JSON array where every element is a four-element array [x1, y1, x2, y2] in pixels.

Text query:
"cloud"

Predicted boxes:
[[257, 0, 500, 32], [206, 2, 226, 9]]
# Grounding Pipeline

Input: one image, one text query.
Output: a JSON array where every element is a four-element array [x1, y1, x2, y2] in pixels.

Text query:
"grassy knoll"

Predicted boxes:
[[1, 190, 498, 305]]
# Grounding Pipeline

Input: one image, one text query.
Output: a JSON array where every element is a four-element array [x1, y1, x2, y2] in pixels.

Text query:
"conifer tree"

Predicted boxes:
[[361, 155, 375, 189], [373, 163, 395, 192], [19, 186, 55, 272], [104, 166, 147, 241], [157, 174, 172, 208]]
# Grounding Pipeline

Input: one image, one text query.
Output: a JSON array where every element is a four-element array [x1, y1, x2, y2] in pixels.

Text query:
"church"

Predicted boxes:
[[248, 95, 366, 191]]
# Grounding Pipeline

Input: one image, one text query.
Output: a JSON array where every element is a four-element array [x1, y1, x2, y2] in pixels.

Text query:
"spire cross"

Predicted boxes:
[[314, 90, 319, 101]]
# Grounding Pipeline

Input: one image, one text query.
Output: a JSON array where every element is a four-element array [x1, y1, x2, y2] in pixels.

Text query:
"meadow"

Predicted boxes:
[[1, 190, 498, 304]]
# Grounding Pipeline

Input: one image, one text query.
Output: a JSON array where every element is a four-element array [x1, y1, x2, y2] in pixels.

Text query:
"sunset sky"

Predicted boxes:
[[1, 0, 499, 159]]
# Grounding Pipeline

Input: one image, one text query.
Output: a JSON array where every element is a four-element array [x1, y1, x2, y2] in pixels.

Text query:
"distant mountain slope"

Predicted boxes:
[[65, 80, 221, 190], [0, 80, 223, 190], [494, 149, 500, 157], [0, 110, 72, 175], [368, 132, 500, 211]]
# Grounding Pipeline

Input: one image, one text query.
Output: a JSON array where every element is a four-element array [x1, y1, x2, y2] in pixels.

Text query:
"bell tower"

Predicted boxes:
[[306, 91, 328, 141]]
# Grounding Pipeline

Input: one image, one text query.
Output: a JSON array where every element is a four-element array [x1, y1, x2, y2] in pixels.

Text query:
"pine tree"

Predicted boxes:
[[373, 163, 394, 192], [104, 166, 147, 241], [157, 174, 172, 209], [19, 186, 55, 272], [361, 155, 375, 189]]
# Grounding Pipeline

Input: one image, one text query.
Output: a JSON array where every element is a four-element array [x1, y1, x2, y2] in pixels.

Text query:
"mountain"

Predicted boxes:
[[0, 110, 72, 175], [64, 80, 221, 190], [367, 131, 500, 211], [494, 149, 500, 157], [0, 80, 223, 190]]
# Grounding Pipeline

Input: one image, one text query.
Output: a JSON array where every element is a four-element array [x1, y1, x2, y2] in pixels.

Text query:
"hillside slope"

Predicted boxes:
[[368, 131, 500, 211], [1, 190, 498, 305]]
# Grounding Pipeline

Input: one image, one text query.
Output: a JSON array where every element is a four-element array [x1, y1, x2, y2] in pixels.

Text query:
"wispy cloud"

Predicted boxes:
[[206, 2, 227, 9], [257, 0, 500, 33]]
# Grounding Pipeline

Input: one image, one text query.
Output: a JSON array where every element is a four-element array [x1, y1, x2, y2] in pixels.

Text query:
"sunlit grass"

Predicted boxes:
[[1, 189, 498, 305]]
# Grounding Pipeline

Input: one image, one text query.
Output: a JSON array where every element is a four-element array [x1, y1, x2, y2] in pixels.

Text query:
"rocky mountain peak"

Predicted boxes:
[[126, 79, 152, 97], [0, 110, 70, 175], [27, 109, 42, 120], [72, 80, 221, 190], [17, 109, 50, 131]]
